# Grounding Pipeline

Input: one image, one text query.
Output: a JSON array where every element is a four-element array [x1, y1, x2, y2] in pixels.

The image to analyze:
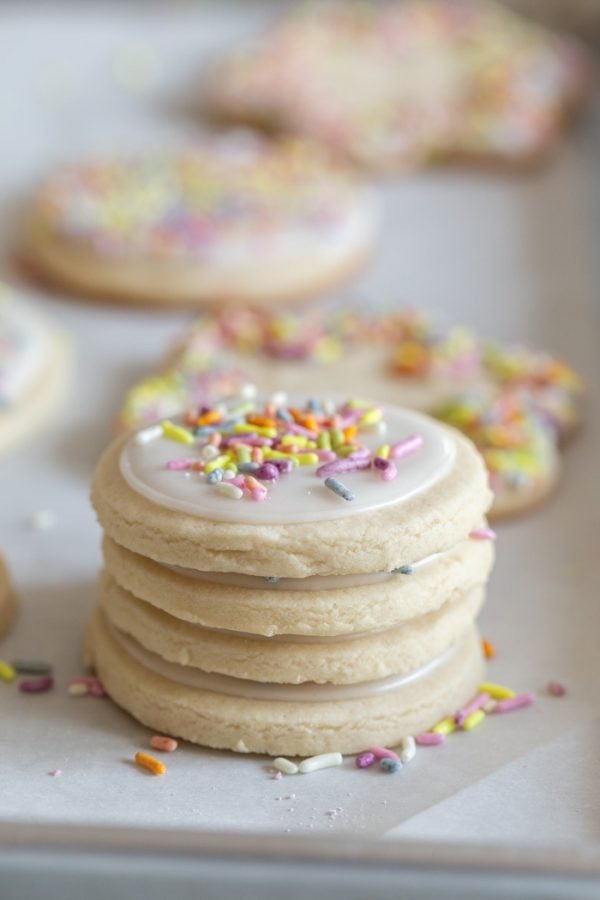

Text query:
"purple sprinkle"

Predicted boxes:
[[355, 751, 376, 769], [494, 692, 535, 714], [316, 457, 372, 478], [269, 459, 293, 474], [391, 434, 423, 460], [256, 462, 280, 481], [454, 692, 490, 726], [20, 675, 54, 694], [548, 681, 566, 697]]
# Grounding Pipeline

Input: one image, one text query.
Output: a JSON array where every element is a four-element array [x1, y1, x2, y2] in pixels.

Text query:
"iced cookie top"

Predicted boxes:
[[29, 133, 375, 261], [120, 396, 456, 524], [0, 288, 49, 408]]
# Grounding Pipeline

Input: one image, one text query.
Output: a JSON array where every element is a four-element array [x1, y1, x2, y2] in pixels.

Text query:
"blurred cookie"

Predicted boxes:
[[22, 134, 377, 307]]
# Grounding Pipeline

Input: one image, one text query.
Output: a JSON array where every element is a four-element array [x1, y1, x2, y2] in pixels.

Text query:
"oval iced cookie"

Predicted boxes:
[[0, 285, 69, 454], [87, 394, 494, 755], [22, 133, 378, 308]]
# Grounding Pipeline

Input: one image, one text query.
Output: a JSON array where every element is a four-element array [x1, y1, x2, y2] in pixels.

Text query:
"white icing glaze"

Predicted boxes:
[[119, 402, 456, 524], [0, 292, 50, 406], [108, 616, 459, 702], [164, 548, 449, 590]]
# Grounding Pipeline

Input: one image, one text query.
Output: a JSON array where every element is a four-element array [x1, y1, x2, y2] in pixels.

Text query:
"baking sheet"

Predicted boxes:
[[0, 0, 599, 849]]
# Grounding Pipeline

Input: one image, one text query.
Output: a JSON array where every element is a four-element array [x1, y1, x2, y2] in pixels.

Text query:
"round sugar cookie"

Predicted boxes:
[[92, 397, 492, 579], [99, 568, 484, 685], [86, 609, 485, 756], [0, 554, 17, 639], [0, 286, 69, 454], [22, 133, 377, 308], [102, 531, 494, 637]]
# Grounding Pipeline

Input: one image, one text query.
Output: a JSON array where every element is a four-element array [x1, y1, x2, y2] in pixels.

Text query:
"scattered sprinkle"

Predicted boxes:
[[324, 476, 355, 501], [479, 681, 516, 700], [494, 692, 535, 714], [68, 682, 89, 697], [298, 752, 343, 774], [455, 692, 490, 726], [273, 757, 299, 775], [548, 681, 566, 697], [0, 660, 16, 682], [135, 751, 166, 776], [379, 758, 402, 773], [28, 510, 56, 531], [19, 675, 53, 694], [150, 735, 178, 753], [481, 639, 496, 659], [470, 527, 497, 541], [416, 732, 445, 746], [48, 769, 62, 778], [398, 736, 416, 764], [370, 746, 400, 761], [462, 709, 486, 731], [431, 717, 457, 736], [355, 751, 376, 769]]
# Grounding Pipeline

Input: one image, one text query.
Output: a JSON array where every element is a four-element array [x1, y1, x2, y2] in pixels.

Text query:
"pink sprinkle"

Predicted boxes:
[[48, 769, 62, 778], [286, 424, 318, 439], [415, 732, 445, 746], [316, 457, 371, 478], [548, 681, 566, 697], [165, 459, 198, 471], [250, 488, 267, 502], [20, 676, 54, 694], [88, 680, 107, 697], [469, 527, 497, 541], [455, 692, 490, 726], [355, 751, 376, 769], [69, 676, 100, 686], [370, 746, 400, 761], [229, 476, 246, 489], [391, 434, 423, 460], [374, 457, 398, 482], [347, 447, 371, 460], [272, 771, 283, 781], [313, 449, 337, 462], [494, 692, 535, 714]]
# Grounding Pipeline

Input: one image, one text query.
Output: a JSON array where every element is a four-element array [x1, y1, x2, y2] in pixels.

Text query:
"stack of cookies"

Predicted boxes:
[[88, 394, 494, 756]]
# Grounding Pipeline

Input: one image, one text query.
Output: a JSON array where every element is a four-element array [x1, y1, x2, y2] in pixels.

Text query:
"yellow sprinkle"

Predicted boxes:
[[346, 399, 373, 409], [293, 453, 319, 465], [376, 444, 390, 459], [234, 424, 277, 438], [0, 660, 16, 682], [204, 454, 232, 474], [280, 434, 308, 447], [479, 682, 516, 700], [359, 407, 382, 426], [68, 683, 88, 697], [431, 717, 456, 736], [135, 751, 166, 776], [263, 449, 299, 465], [162, 420, 194, 445], [463, 710, 486, 731]]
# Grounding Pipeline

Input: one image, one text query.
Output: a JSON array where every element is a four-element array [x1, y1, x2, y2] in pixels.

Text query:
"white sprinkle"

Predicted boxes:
[[134, 424, 162, 445], [68, 683, 88, 697], [398, 735, 416, 764], [240, 383, 257, 400], [221, 468, 238, 481], [214, 482, 243, 500], [29, 509, 56, 531], [274, 757, 299, 775], [323, 399, 335, 415], [200, 444, 219, 461], [298, 752, 343, 774], [376, 421, 388, 436], [234, 739, 249, 753], [270, 391, 288, 408], [483, 698, 498, 714]]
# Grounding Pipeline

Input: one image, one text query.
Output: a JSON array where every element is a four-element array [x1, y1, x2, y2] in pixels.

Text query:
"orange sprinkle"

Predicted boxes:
[[183, 409, 197, 426], [245, 475, 262, 491], [208, 432, 222, 447], [482, 639, 496, 660], [197, 409, 222, 427], [135, 751, 166, 775], [264, 403, 276, 418], [150, 735, 178, 753], [191, 461, 204, 472], [247, 414, 276, 428], [251, 447, 263, 463], [343, 425, 357, 442]]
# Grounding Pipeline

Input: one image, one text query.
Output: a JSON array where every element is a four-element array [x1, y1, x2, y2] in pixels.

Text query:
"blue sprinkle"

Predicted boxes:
[[324, 477, 355, 502], [393, 565, 413, 575], [306, 399, 321, 412], [237, 462, 260, 474], [276, 408, 293, 422], [266, 576, 280, 584], [194, 426, 216, 437], [379, 758, 402, 774], [207, 469, 224, 484]]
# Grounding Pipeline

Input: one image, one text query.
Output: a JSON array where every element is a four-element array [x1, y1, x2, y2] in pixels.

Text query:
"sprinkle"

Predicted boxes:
[[548, 681, 566, 697], [479, 682, 515, 700], [270, 391, 287, 407], [48, 769, 62, 778], [370, 746, 400, 761], [398, 736, 416, 763], [273, 757, 299, 775], [431, 717, 457, 736], [373, 457, 398, 481], [272, 771, 283, 781], [214, 482, 243, 500], [455, 692, 490, 726], [470, 527, 497, 541], [150, 735, 178, 752], [482, 639, 496, 659], [376, 444, 390, 459], [68, 682, 89, 697], [88, 679, 107, 697], [135, 751, 166, 775], [494, 692, 535, 714], [393, 565, 413, 575], [266, 576, 280, 584], [206, 469, 224, 484], [462, 709, 486, 731], [134, 424, 162, 445], [256, 462, 280, 481], [200, 444, 219, 461], [379, 758, 402, 773], [298, 752, 343, 774], [165, 459, 197, 471], [28, 509, 56, 531], [0, 660, 16, 682], [355, 751, 376, 769], [316, 457, 371, 478], [12, 659, 52, 676], [19, 675, 54, 694], [390, 434, 423, 460], [483, 698, 498, 714], [161, 420, 195, 445], [324, 477, 355, 501], [415, 732, 445, 746]]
